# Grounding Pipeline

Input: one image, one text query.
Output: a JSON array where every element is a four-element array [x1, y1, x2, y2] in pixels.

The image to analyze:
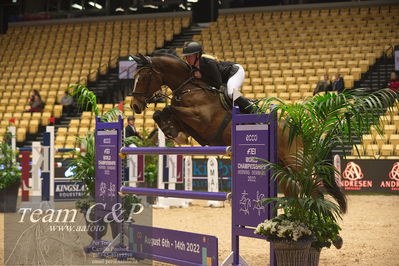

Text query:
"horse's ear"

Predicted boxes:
[[138, 53, 150, 65], [168, 48, 177, 56], [132, 56, 141, 64]]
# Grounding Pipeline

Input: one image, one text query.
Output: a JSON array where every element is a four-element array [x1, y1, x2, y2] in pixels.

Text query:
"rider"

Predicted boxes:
[[182, 41, 256, 113]]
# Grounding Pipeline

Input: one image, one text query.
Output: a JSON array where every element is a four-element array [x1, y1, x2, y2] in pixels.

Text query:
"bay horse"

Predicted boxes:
[[130, 53, 347, 213]]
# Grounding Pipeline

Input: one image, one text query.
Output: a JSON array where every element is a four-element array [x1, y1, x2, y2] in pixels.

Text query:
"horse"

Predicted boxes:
[[129, 53, 347, 213]]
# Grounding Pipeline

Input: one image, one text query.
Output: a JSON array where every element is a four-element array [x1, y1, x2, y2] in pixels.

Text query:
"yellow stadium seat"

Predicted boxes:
[[362, 134, 374, 146], [384, 125, 396, 136], [253, 85, 264, 93], [273, 77, 285, 85], [380, 144, 393, 156], [17, 128, 26, 142], [287, 84, 299, 92], [365, 144, 379, 156], [343, 75, 354, 88], [390, 135, 399, 146], [305, 69, 316, 76], [29, 120, 39, 134], [339, 68, 351, 76], [57, 127, 68, 136], [296, 77, 308, 85], [251, 78, 262, 85], [285, 77, 296, 85], [260, 78, 272, 86], [271, 70, 282, 77], [299, 84, 311, 92], [350, 68, 362, 80], [375, 135, 386, 147], [290, 92, 302, 101], [293, 69, 304, 77], [302, 92, 313, 98], [264, 85, 276, 92], [352, 144, 365, 156]]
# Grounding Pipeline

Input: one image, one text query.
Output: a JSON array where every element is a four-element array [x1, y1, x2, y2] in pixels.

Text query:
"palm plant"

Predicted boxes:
[[66, 85, 137, 212], [256, 88, 398, 248]]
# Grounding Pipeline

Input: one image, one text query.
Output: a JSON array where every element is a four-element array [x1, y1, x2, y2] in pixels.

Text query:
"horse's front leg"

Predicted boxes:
[[153, 106, 189, 144]]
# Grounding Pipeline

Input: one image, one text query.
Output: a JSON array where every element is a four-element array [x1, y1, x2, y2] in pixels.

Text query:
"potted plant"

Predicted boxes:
[[0, 131, 21, 213], [67, 85, 141, 243], [255, 213, 314, 265], [256, 88, 398, 265], [255, 149, 343, 266]]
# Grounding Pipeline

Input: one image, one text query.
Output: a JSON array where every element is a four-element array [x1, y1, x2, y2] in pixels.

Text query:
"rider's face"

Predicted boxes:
[[185, 54, 198, 66]]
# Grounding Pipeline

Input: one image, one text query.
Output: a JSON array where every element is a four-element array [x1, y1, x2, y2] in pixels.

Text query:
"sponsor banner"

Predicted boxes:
[[128, 224, 218, 266], [191, 158, 231, 190], [54, 159, 86, 201], [54, 180, 87, 201], [192, 158, 231, 178], [340, 159, 399, 193]]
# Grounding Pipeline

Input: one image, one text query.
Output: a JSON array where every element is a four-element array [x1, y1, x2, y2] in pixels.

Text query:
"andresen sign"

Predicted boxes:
[[339, 159, 399, 194]]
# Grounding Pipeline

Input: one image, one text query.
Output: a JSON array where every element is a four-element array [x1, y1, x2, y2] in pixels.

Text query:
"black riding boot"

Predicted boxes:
[[234, 96, 257, 114]]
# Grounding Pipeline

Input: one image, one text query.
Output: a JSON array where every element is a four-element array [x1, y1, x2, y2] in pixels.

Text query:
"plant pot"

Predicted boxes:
[[269, 238, 312, 266], [0, 181, 20, 213], [83, 210, 108, 240], [308, 247, 321, 266]]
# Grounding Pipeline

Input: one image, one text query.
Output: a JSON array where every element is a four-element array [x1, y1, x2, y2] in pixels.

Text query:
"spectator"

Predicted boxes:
[[60, 91, 74, 116], [331, 73, 345, 94], [313, 74, 332, 95], [125, 116, 142, 139], [26, 89, 44, 112], [387, 71, 399, 92]]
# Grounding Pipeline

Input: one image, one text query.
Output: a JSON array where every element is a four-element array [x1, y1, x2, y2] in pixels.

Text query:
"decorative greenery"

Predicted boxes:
[[68, 84, 122, 122], [308, 214, 342, 251], [255, 213, 313, 242], [69, 133, 96, 196], [75, 195, 95, 213], [0, 132, 21, 190], [67, 85, 143, 212], [122, 194, 142, 221], [258, 89, 398, 161], [256, 88, 398, 248]]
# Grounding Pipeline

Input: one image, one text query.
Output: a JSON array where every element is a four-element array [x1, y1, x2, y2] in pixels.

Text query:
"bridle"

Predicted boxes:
[[131, 66, 165, 106], [131, 57, 199, 104]]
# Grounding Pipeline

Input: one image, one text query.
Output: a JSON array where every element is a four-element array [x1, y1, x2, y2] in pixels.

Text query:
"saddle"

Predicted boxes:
[[218, 85, 233, 111]]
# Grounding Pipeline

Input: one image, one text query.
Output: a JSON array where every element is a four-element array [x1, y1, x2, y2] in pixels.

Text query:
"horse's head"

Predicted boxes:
[[131, 54, 163, 114]]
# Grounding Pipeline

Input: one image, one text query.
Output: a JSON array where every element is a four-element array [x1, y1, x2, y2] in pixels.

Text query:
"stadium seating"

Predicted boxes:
[[0, 17, 189, 145], [1, 5, 398, 156]]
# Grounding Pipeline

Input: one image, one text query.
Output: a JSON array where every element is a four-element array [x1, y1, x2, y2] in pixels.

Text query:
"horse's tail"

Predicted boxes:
[[324, 177, 347, 213]]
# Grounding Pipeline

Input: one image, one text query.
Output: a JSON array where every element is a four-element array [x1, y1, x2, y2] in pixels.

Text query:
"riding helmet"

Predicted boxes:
[[182, 42, 203, 56]]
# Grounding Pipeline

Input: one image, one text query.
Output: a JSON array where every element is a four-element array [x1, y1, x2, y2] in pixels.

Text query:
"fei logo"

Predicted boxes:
[[340, 162, 372, 190]]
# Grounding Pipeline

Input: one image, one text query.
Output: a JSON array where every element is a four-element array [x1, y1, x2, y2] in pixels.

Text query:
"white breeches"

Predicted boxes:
[[227, 64, 245, 99]]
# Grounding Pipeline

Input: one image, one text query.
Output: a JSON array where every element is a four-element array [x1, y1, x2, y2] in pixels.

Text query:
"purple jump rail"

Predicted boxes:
[[120, 186, 229, 201], [120, 146, 231, 156], [17, 147, 84, 153]]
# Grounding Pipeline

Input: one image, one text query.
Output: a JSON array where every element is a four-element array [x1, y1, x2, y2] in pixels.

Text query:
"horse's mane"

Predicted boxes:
[[151, 48, 192, 72], [151, 48, 179, 59]]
